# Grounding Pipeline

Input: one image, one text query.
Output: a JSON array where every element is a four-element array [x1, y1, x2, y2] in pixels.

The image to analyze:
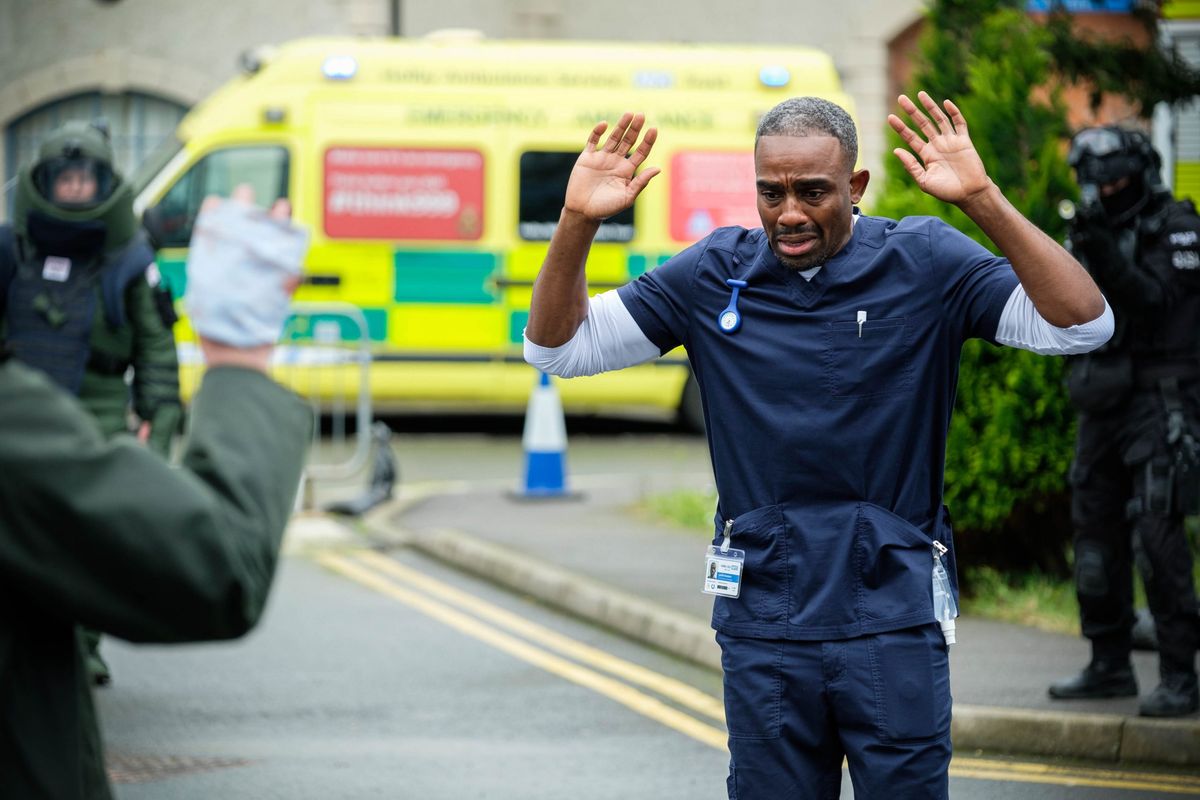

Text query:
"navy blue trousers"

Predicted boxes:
[[719, 623, 951, 799]]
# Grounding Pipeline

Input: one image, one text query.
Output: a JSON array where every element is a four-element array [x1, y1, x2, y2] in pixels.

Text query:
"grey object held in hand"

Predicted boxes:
[[184, 199, 309, 347]]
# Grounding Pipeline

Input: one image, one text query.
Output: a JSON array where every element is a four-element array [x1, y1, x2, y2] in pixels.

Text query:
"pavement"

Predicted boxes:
[[312, 469, 1200, 769]]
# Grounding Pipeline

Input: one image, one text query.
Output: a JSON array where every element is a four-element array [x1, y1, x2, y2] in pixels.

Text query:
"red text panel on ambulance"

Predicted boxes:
[[669, 151, 758, 242], [323, 147, 485, 240]]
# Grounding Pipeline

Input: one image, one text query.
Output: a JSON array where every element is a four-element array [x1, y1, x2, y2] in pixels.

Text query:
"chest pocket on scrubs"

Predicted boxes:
[[822, 316, 912, 399], [710, 505, 789, 626]]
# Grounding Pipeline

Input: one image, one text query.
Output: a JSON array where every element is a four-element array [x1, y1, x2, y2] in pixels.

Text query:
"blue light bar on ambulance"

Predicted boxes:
[[322, 55, 358, 80], [759, 66, 791, 88]]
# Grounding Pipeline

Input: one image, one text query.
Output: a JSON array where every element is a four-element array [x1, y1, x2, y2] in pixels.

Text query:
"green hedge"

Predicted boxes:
[[871, 7, 1079, 571]]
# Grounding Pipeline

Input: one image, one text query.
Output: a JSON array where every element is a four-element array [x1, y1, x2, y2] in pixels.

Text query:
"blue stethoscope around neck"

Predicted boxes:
[[716, 218, 857, 334], [717, 279, 748, 334]]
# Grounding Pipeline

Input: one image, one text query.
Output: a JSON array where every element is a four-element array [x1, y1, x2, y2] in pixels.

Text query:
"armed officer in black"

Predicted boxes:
[[1050, 126, 1200, 717]]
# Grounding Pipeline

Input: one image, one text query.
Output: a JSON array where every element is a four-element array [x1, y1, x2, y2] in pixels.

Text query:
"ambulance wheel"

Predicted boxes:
[[678, 373, 705, 434]]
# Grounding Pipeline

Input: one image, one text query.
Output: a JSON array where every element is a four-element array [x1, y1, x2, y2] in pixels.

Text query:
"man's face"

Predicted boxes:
[[1099, 175, 1131, 198], [51, 167, 99, 206], [754, 135, 868, 271]]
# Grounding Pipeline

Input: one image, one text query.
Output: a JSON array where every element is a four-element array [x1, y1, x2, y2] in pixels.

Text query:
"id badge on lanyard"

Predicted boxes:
[[702, 519, 744, 598]]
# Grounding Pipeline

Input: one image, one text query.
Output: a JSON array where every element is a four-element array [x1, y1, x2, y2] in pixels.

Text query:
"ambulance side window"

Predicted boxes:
[[151, 146, 290, 248], [518, 151, 634, 243]]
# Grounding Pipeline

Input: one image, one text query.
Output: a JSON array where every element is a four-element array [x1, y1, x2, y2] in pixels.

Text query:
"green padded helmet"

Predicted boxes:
[[13, 120, 136, 252]]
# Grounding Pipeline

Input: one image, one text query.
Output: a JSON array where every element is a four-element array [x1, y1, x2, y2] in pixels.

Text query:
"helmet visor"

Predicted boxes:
[[1069, 128, 1126, 162], [1069, 128, 1145, 188], [32, 156, 116, 210]]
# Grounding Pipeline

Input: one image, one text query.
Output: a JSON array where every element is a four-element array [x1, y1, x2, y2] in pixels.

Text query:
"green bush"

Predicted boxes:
[[872, 6, 1080, 571]]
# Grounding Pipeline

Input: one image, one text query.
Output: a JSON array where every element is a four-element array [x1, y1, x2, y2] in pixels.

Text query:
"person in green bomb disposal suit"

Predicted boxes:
[[0, 186, 312, 800], [0, 120, 183, 686]]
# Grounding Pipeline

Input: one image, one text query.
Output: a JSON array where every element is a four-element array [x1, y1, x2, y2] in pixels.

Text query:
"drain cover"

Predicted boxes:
[[106, 753, 251, 783]]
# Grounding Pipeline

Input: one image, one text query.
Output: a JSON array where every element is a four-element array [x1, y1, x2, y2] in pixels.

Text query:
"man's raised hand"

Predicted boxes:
[[888, 92, 991, 207], [565, 112, 661, 222]]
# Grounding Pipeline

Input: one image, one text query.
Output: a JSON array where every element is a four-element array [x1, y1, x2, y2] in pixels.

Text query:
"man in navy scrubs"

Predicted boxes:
[[525, 93, 1112, 798]]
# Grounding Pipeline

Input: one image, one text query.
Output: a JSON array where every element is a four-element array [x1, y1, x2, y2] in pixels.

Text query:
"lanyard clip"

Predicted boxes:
[[718, 279, 747, 334]]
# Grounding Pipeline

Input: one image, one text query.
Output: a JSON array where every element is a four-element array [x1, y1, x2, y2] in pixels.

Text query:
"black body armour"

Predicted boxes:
[[0, 224, 153, 395], [1066, 197, 1200, 412]]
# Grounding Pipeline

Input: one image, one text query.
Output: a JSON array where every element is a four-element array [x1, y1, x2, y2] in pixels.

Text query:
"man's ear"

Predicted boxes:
[[850, 169, 870, 204]]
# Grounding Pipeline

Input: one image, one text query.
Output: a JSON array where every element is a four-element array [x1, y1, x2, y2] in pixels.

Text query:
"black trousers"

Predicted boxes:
[[1071, 391, 1199, 678]]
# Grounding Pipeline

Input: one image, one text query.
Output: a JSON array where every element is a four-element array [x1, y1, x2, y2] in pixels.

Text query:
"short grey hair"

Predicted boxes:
[[756, 97, 858, 170]]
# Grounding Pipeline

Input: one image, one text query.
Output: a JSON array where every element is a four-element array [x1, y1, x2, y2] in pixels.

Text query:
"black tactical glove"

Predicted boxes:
[[1067, 184, 1128, 280], [1068, 185, 1111, 249]]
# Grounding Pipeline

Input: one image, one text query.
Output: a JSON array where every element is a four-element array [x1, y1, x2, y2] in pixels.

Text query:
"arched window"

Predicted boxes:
[[4, 91, 187, 216]]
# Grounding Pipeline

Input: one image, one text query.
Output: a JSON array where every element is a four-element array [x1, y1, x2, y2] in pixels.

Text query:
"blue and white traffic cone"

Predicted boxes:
[[516, 371, 576, 499]]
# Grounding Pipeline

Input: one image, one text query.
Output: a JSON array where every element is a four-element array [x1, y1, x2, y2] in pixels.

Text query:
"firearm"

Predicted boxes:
[[1058, 183, 1108, 255], [1059, 184, 1103, 226]]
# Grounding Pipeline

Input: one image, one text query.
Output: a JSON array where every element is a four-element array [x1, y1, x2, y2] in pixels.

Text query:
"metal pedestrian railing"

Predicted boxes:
[[176, 301, 375, 507], [276, 302, 373, 485]]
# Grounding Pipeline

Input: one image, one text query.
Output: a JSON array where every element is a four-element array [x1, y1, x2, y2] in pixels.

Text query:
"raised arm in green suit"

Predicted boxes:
[[0, 358, 311, 799]]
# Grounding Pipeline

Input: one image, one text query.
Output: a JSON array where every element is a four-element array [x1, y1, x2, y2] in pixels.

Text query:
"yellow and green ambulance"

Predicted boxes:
[[133, 32, 850, 427]]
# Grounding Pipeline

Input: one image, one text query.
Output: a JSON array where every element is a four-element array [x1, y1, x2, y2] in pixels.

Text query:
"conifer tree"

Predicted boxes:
[[873, 0, 1197, 570]]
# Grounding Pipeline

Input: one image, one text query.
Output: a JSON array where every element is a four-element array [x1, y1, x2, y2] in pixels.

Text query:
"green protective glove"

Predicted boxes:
[[146, 402, 183, 458]]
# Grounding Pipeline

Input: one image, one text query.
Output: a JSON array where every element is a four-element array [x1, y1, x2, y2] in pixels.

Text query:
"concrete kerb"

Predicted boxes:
[[950, 706, 1124, 763], [283, 511, 358, 554], [952, 706, 1200, 767], [1120, 716, 1200, 767], [340, 493, 1200, 768]]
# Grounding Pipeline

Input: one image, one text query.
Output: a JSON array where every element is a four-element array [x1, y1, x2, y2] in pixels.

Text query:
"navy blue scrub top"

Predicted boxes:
[[617, 213, 1020, 640]]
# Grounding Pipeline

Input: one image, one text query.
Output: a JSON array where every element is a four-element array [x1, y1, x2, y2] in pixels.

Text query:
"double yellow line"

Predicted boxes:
[[318, 549, 728, 750], [951, 757, 1200, 795], [319, 548, 1200, 796]]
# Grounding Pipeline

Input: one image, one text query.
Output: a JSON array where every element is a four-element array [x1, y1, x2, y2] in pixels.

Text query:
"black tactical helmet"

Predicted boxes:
[[1067, 126, 1165, 224], [1068, 127, 1160, 187]]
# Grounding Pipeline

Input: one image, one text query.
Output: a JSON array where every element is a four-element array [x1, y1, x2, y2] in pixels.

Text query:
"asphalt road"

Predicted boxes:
[[98, 550, 727, 799], [97, 544, 1200, 799], [91, 422, 1200, 798], [307, 414, 712, 490]]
